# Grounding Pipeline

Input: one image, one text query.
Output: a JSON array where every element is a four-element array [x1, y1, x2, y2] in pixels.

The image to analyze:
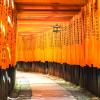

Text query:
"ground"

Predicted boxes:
[[8, 71, 100, 100]]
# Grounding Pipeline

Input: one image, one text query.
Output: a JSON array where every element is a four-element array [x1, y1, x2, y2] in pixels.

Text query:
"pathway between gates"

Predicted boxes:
[[9, 71, 99, 100]]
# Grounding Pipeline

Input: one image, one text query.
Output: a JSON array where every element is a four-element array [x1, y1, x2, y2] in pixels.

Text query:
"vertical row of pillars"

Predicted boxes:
[[0, 67, 16, 100]]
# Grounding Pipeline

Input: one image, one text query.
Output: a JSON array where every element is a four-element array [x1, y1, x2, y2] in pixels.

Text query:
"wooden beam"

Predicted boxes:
[[17, 11, 78, 19], [17, 9, 80, 13], [17, 11, 78, 15], [16, 3, 82, 11], [15, 0, 87, 5], [17, 17, 72, 21]]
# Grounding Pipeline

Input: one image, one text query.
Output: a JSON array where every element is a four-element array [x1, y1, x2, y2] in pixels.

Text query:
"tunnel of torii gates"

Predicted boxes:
[[0, 0, 100, 99]]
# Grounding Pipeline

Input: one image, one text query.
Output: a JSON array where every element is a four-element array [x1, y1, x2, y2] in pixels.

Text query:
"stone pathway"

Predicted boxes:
[[9, 71, 100, 100]]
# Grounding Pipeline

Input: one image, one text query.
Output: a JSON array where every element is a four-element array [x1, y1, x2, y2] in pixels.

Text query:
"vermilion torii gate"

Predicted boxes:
[[0, 0, 100, 99]]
